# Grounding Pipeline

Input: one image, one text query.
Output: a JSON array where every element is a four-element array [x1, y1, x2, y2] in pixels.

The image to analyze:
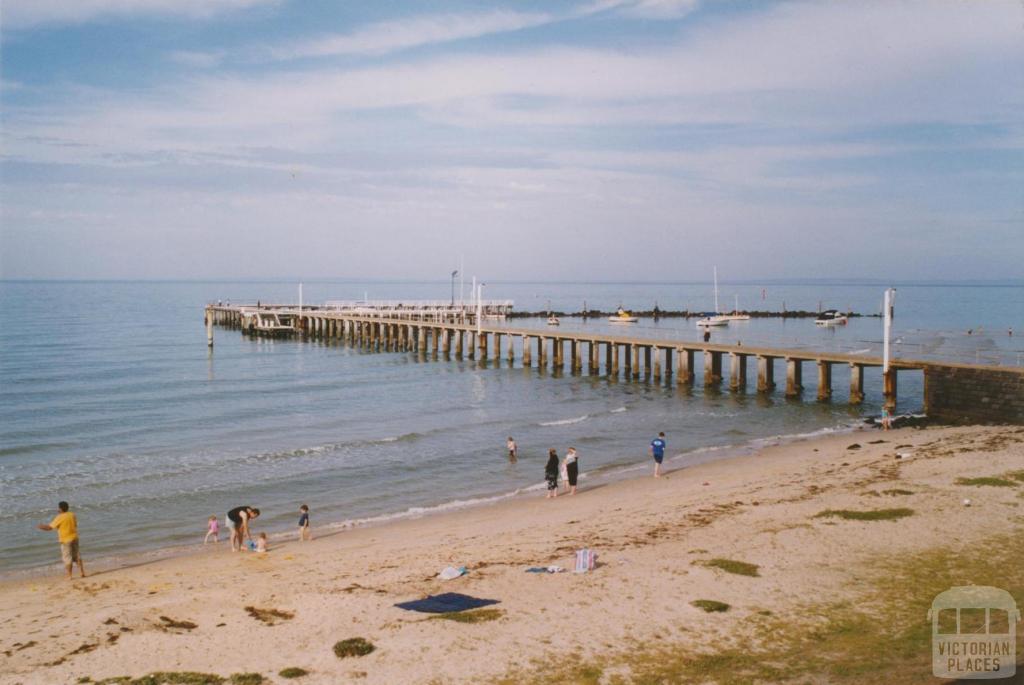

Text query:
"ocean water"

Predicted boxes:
[[1, 280, 1021, 573]]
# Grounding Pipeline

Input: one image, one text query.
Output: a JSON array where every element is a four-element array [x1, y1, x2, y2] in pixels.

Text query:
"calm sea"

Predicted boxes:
[[1, 280, 1021, 573]]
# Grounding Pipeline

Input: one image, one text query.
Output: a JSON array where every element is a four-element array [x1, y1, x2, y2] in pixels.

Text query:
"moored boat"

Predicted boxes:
[[815, 309, 848, 326], [608, 307, 638, 324]]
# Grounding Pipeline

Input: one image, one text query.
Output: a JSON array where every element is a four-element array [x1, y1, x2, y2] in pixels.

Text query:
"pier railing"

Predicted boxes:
[[204, 304, 1024, 416]]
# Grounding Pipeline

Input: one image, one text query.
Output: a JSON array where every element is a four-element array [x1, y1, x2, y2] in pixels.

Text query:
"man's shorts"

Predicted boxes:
[[60, 539, 80, 565], [653, 453, 664, 464]]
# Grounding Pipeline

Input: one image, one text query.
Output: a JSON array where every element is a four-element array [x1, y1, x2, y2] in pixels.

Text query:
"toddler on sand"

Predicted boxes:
[[298, 504, 312, 541], [256, 532, 268, 553], [204, 515, 219, 544]]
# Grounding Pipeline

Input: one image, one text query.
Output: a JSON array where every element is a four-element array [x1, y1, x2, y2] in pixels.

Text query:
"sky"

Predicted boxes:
[[1, 0, 1022, 281]]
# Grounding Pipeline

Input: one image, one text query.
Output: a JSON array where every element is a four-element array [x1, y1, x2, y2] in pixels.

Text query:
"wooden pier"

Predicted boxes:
[[203, 303, 936, 409]]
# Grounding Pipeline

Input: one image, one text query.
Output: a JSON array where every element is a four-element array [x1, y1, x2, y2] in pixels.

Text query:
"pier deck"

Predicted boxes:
[[205, 304, 1024, 417]]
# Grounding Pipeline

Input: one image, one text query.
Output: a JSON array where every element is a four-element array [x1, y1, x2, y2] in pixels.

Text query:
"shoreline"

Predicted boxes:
[[0, 420, 866, 582], [6, 422, 1018, 684]]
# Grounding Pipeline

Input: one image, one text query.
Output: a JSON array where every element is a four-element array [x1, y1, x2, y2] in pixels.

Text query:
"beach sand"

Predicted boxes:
[[2, 424, 1023, 684]]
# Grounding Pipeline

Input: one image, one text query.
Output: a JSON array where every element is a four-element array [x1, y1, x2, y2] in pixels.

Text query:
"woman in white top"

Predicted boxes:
[[564, 447, 579, 495]]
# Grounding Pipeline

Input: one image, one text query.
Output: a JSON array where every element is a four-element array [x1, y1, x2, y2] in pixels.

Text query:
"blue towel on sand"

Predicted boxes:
[[394, 592, 500, 614]]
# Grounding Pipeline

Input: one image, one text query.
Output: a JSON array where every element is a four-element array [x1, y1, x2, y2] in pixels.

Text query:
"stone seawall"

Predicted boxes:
[[924, 365, 1024, 424]]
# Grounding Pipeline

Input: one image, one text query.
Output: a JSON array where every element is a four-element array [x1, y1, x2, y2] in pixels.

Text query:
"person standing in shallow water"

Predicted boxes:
[[651, 431, 667, 478], [37, 501, 85, 579], [545, 449, 560, 498], [565, 447, 580, 495], [506, 437, 518, 463]]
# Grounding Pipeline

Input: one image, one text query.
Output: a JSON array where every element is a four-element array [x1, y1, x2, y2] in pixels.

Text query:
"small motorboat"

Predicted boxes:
[[815, 310, 848, 326], [608, 308, 638, 324], [547, 314, 560, 326]]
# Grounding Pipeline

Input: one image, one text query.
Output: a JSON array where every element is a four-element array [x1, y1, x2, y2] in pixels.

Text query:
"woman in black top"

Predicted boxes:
[[227, 506, 260, 552], [545, 449, 559, 499]]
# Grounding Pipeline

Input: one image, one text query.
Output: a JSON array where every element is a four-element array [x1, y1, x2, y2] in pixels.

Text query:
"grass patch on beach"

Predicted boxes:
[[429, 608, 504, 624], [691, 599, 730, 613], [1007, 470, 1024, 483], [956, 476, 1018, 488], [815, 508, 914, 522], [700, 558, 760, 577], [278, 668, 308, 679], [228, 675, 263, 685], [501, 532, 1024, 684], [122, 673, 225, 685], [333, 638, 375, 659]]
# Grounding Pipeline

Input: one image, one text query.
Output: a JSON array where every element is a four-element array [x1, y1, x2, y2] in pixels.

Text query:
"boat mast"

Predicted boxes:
[[713, 266, 720, 314]]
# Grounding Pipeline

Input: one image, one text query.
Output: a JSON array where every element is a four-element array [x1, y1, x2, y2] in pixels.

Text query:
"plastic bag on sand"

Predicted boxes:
[[439, 566, 467, 580]]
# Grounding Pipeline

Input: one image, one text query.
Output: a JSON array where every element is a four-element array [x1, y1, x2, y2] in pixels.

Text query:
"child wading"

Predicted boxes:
[[204, 515, 219, 544], [298, 504, 312, 540], [545, 449, 560, 498]]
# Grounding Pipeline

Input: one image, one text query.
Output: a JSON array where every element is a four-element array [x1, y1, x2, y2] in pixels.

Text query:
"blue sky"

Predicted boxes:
[[1, 0, 1022, 280]]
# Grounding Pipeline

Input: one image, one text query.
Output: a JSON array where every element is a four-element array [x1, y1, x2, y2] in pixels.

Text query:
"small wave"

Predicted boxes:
[[610, 407, 627, 414], [539, 415, 589, 427]]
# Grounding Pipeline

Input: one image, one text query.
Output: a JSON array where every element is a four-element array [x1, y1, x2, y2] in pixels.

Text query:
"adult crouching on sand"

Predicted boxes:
[[37, 501, 85, 579], [227, 506, 260, 552]]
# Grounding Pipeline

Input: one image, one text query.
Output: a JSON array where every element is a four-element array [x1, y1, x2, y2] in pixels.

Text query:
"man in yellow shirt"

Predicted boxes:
[[37, 501, 85, 579]]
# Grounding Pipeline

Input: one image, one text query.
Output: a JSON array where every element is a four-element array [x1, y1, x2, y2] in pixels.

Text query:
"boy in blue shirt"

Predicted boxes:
[[651, 432, 667, 478]]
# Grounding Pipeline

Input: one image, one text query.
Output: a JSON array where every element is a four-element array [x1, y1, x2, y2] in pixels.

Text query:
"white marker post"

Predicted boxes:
[[477, 282, 484, 336], [883, 288, 895, 373], [883, 287, 897, 409]]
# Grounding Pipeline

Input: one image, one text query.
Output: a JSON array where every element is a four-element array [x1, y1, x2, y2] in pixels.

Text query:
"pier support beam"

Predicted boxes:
[[538, 337, 547, 369], [418, 326, 428, 354], [493, 333, 501, 361], [205, 308, 214, 347], [676, 348, 694, 387], [664, 348, 673, 382], [849, 363, 864, 404], [508, 335, 515, 364], [653, 347, 662, 382], [785, 358, 804, 398], [611, 345, 620, 378], [606, 343, 614, 376], [523, 336, 532, 367], [643, 346, 652, 380], [704, 350, 723, 387], [816, 360, 833, 402], [479, 332, 488, 361], [631, 345, 640, 380], [757, 356, 776, 393], [883, 369, 898, 409], [455, 330, 463, 359], [729, 353, 748, 392]]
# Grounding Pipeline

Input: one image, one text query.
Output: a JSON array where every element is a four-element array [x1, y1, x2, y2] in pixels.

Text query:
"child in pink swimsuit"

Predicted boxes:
[[204, 515, 219, 544]]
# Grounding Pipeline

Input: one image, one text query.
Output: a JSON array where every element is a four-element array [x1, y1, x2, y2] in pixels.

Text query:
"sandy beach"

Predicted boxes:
[[3, 423, 1023, 684]]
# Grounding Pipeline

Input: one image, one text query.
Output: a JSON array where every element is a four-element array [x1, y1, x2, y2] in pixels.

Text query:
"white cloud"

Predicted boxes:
[[618, 0, 700, 19], [168, 50, 225, 69], [270, 10, 553, 60], [1, 0, 277, 29]]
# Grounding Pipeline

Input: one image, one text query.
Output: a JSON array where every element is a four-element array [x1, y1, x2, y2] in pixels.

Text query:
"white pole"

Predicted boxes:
[[459, 255, 465, 310], [714, 266, 720, 314], [882, 288, 895, 373], [299, 282, 303, 313], [477, 282, 484, 335]]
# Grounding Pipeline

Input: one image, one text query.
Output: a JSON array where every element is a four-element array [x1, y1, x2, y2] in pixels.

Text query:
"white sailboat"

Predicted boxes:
[[696, 267, 730, 327], [719, 294, 750, 321]]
